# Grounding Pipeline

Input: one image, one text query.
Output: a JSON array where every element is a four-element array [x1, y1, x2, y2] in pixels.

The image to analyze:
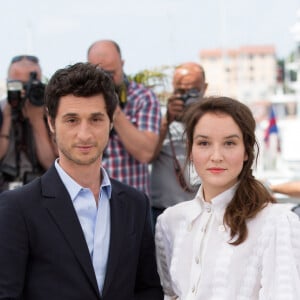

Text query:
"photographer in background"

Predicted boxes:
[[150, 62, 208, 226], [0, 55, 57, 192], [88, 40, 161, 195]]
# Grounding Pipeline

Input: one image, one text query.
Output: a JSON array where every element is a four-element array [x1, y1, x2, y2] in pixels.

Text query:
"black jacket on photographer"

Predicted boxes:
[[0, 72, 46, 192]]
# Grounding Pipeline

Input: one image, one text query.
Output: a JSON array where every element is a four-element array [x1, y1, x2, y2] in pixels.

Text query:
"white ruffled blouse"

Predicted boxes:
[[155, 185, 300, 300]]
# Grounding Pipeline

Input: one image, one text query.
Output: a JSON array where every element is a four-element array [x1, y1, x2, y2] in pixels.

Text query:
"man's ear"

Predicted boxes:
[[47, 115, 55, 133], [203, 83, 208, 94]]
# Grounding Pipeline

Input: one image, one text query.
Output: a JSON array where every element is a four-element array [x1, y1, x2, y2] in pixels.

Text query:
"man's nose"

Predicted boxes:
[[77, 121, 92, 140]]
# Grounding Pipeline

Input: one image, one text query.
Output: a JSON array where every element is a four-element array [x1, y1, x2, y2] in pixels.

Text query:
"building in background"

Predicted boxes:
[[199, 45, 277, 104], [199, 42, 300, 183]]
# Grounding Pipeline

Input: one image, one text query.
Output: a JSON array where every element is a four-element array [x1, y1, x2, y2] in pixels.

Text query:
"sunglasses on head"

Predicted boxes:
[[10, 55, 39, 64]]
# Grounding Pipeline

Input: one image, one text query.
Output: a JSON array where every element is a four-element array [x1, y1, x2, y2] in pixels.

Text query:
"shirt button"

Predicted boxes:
[[187, 224, 193, 232], [195, 256, 200, 264], [192, 285, 196, 293]]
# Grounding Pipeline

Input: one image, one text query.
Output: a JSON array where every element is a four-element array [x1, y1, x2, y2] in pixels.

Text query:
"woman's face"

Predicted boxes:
[[191, 112, 248, 202]]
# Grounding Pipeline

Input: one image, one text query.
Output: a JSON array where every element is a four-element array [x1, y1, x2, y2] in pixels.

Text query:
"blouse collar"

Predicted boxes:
[[185, 183, 239, 225]]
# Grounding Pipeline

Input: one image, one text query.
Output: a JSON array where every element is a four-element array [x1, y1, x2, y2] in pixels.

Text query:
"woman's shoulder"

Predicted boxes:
[[156, 200, 199, 235], [161, 200, 197, 221], [254, 203, 300, 237], [261, 203, 299, 220]]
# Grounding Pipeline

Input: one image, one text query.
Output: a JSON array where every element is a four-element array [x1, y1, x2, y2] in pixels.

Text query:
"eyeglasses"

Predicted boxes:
[[10, 55, 39, 64]]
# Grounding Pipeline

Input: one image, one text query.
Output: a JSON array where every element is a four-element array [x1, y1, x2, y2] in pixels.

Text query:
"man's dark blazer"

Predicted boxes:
[[0, 165, 163, 300]]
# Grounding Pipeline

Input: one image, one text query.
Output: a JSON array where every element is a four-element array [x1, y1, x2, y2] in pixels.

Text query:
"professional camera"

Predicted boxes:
[[178, 88, 201, 106], [7, 71, 45, 110], [7, 80, 23, 111]]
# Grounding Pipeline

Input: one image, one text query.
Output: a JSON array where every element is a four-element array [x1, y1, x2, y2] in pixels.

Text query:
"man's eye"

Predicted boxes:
[[92, 117, 102, 122], [174, 89, 186, 95]]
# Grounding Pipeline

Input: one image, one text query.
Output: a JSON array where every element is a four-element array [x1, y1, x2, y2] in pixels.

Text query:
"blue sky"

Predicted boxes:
[[0, 0, 300, 81]]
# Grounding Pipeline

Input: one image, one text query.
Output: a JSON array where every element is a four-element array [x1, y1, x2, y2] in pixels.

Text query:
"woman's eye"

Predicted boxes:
[[225, 141, 235, 146], [197, 141, 208, 146]]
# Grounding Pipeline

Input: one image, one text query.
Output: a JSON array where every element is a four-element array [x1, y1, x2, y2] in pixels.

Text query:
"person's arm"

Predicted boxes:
[[113, 88, 161, 163], [262, 209, 300, 298], [113, 107, 159, 163], [150, 96, 185, 161], [0, 103, 12, 160], [155, 214, 178, 299], [0, 191, 29, 298], [22, 101, 57, 169], [270, 181, 300, 198]]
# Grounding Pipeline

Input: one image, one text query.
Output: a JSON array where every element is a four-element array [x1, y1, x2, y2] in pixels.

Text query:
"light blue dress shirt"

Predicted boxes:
[[55, 160, 111, 294]]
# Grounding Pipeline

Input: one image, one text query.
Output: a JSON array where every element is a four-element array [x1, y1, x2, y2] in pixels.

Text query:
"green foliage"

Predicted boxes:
[[128, 65, 174, 103]]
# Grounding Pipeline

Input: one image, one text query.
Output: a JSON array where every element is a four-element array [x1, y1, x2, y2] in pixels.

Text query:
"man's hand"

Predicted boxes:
[[22, 100, 45, 123], [166, 95, 185, 123], [3, 102, 12, 121]]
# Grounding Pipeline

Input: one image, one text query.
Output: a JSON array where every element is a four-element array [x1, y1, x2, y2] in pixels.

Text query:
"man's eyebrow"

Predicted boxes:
[[62, 112, 106, 118]]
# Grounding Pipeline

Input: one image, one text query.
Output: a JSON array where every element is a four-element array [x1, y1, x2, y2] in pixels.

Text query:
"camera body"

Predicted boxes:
[[7, 71, 45, 111], [178, 88, 201, 106]]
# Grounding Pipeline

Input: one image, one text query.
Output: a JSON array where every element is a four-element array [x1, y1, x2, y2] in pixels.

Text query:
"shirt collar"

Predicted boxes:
[[54, 159, 112, 202]]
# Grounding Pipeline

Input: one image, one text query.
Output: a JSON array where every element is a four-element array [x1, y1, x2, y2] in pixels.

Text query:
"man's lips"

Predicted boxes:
[[76, 145, 93, 152]]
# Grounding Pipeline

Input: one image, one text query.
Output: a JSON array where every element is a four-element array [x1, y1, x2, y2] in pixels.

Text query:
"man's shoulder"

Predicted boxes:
[[128, 81, 158, 100], [111, 178, 146, 196], [110, 179, 151, 220]]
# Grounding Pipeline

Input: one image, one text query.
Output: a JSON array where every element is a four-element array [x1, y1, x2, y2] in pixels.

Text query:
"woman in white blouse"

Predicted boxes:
[[155, 96, 300, 300]]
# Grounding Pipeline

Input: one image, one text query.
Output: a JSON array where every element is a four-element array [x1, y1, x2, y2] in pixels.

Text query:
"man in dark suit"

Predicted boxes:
[[0, 62, 163, 300]]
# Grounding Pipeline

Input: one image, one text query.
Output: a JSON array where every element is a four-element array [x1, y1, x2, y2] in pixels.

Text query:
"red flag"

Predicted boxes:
[[264, 105, 280, 152]]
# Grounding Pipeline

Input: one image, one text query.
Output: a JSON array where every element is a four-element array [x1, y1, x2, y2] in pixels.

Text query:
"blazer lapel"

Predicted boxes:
[[40, 166, 100, 298], [102, 184, 127, 296]]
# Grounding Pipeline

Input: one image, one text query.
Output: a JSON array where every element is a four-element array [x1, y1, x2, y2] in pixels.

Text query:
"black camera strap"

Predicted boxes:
[[167, 126, 195, 193], [13, 122, 22, 179], [12, 118, 41, 181], [25, 121, 39, 172]]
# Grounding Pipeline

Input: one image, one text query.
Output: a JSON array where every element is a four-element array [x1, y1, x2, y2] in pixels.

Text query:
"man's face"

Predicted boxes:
[[8, 60, 42, 99], [88, 41, 124, 87], [48, 94, 111, 171], [173, 65, 207, 98], [8, 61, 42, 83]]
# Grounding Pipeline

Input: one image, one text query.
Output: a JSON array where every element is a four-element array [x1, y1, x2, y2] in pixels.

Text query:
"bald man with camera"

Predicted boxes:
[[150, 62, 208, 226]]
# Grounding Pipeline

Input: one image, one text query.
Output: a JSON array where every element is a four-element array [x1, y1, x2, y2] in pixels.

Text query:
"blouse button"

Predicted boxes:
[[187, 224, 193, 232], [195, 256, 200, 264], [218, 225, 225, 232], [205, 206, 211, 213]]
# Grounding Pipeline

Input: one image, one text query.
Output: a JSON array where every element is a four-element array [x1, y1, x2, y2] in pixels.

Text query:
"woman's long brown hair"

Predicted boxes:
[[183, 96, 276, 245]]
